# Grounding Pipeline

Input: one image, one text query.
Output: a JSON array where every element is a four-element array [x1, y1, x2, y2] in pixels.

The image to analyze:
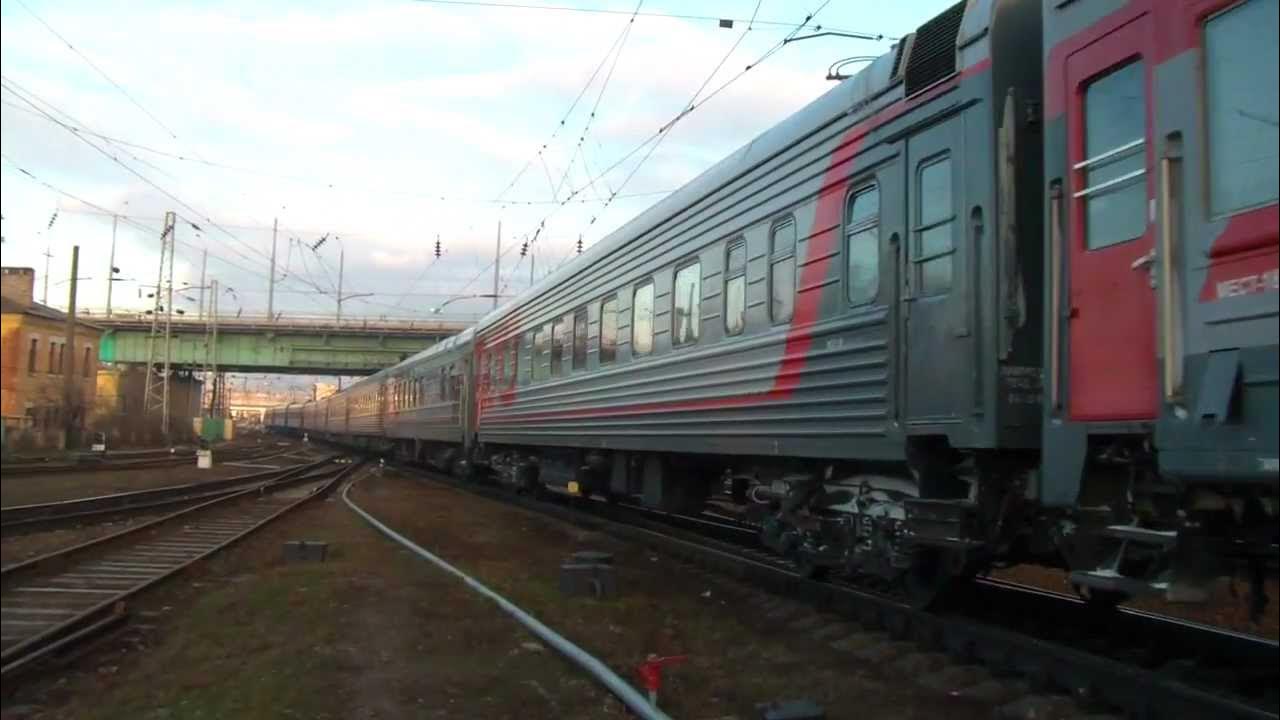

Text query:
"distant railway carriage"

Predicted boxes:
[[268, 0, 1278, 613]]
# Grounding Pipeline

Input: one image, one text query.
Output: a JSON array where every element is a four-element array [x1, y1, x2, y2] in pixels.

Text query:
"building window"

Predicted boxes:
[[916, 156, 955, 296], [672, 261, 701, 346], [632, 281, 654, 356], [551, 315, 569, 377], [1205, 0, 1278, 216], [724, 241, 746, 336], [599, 296, 618, 364], [28, 338, 38, 374], [572, 308, 588, 370], [846, 185, 880, 306], [533, 325, 550, 380], [49, 342, 57, 374], [770, 218, 796, 323], [82, 346, 92, 377], [1079, 61, 1147, 249]]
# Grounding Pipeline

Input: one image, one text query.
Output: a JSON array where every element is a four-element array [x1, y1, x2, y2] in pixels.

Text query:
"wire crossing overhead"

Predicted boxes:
[[412, 0, 891, 38], [491, 0, 645, 205], [494, 0, 839, 292], [13, 0, 184, 142]]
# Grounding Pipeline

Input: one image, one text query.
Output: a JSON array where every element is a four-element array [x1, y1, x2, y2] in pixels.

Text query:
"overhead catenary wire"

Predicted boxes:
[[0, 156, 415, 317], [1, 78, 283, 276], [495, 0, 832, 292], [3, 93, 672, 207], [582, 0, 771, 234], [0, 81, 381, 313], [491, 0, 644, 205], [550, 1, 642, 201], [13, 0, 184, 142], [411, 0, 888, 38]]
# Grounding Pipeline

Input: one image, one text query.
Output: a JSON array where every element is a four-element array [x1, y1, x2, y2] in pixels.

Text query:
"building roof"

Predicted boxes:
[[0, 296, 104, 332]]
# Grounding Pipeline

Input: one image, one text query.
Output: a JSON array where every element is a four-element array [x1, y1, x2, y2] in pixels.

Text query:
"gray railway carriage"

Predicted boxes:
[[286, 328, 476, 459], [268, 0, 1277, 611], [472, 0, 1047, 600], [1039, 0, 1278, 612]]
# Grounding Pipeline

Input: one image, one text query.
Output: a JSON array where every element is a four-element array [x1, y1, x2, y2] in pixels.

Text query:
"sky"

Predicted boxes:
[[1, 0, 956, 322]]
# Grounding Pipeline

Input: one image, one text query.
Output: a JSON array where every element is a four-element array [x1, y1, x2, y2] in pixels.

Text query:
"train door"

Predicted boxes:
[[458, 355, 475, 451], [1064, 15, 1158, 421], [903, 118, 971, 423]]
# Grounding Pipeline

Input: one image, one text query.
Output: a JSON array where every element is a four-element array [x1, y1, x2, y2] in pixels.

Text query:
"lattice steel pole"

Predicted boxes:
[[143, 212, 176, 439]]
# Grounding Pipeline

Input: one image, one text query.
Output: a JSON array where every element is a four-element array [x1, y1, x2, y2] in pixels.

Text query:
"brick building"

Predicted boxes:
[[1, 266, 102, 450]]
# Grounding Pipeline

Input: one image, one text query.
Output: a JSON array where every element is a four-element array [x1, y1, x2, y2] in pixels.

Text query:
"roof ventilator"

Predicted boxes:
[[904, 1, 965, 96]]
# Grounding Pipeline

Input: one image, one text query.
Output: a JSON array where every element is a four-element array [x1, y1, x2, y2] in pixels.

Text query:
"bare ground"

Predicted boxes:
[[344, 470, 1001, 720], [3, 470, 612, 720], [2, 466, 1007, 720]]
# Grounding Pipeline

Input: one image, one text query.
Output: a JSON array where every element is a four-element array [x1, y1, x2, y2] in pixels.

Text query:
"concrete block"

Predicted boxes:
[[758, 698, 825, 720], [559, 562, 616, 599], [282, 541, 329, 563]]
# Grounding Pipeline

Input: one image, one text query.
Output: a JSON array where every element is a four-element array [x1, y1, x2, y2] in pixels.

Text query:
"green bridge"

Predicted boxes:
[[93, 313, 471, 374]]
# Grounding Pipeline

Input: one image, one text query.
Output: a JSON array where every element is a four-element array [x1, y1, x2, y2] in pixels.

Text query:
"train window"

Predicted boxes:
[[1205, 0, 1278, 216], [673, 261, 701, 346], [533, 325, 550, 381], [632, 281, 655, 356], [916, 157, 954, 296], [525, 330, 537, 382], [770, 218, 796, 323], [1079, 61, 1147, 249], [725, 241, 746, 336], [846, 185, 880, 306], [507, 337, 519, 383], [599, 296, 618, 364], [551, 315, 569, 377], [572, 308, 588, 370]]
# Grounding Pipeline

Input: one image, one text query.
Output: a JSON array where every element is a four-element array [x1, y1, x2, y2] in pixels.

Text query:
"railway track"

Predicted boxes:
[[401, 463, 1279, 720], [0, 442, 295, 478], [1, 451, 320, 535], [0, 455, 355, 686]]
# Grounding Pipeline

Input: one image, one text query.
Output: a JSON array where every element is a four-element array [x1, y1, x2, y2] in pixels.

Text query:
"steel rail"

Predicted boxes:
[[401, 464, 1278, 720], [1, 451, 316, 533], [0, 444, 289, 477], [0, 456, 354, 685]]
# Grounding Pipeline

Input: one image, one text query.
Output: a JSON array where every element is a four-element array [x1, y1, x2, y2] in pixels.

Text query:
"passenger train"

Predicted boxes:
[[268, 0, 1278, 613]]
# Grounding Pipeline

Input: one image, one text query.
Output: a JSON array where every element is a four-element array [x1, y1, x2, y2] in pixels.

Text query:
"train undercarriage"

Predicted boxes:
[[355, 430, 1278, 619]]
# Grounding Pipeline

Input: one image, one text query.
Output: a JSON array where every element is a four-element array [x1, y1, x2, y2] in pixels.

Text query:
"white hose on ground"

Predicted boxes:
[[341, 475, 674, 720]]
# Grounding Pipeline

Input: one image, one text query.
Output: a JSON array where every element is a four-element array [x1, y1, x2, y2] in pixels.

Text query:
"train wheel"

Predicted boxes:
[[1073, 584, 1130, 610], [902, 548, 953, 609], [794, 550, 830, 581]]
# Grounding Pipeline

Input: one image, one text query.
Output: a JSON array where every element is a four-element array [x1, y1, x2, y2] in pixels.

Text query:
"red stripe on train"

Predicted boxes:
[[478, 60, 991, 423]]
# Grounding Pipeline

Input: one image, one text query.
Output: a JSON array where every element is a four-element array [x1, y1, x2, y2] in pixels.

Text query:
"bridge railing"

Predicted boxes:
[[77, 309, 479, 333]]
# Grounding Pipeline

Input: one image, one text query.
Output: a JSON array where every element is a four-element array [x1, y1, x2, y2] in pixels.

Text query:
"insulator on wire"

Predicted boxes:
[[576, 237, 583, 254], [520, 241, 528, 257], [434, 236, 442, 259]]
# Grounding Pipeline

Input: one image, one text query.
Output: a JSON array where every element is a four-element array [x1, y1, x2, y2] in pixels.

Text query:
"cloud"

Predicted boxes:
[[1, 0, 948, 322]]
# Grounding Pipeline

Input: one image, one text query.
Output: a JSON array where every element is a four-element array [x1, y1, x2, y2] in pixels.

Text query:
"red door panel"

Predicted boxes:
[[1065, 16, 1160, 422]]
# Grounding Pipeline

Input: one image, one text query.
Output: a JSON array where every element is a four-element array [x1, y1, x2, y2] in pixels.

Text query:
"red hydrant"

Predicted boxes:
[[637, 654, 686, 708]]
